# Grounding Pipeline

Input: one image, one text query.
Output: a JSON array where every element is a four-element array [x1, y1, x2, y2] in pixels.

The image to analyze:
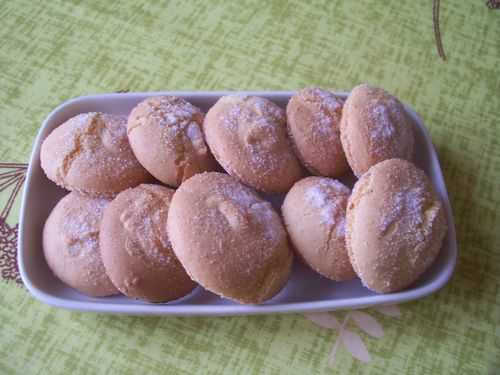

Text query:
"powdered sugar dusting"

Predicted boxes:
[[217, 181, 258, 208], [53, 112, 146, 190], [298, 88, 344, 135], [62, 196, 108, 262], [209, 180, 282, 244], [120, 188, 174, 267], [69, 112, 100, 131], [306, 187, 338, 226], [369, 103, 395, 143], [249, 201, 280, 243], [137, 96, 208, 156], [145, 96, 201, 128], [308, 88, 343, 112], [305, 179, 349, 230], [335, 218, 346, 237], [186, 122, 203, 142], [218, 95, 289, 171], [185, 121, 207, 155], [379, 187, 426, 241], [165, 112, 177, 124]]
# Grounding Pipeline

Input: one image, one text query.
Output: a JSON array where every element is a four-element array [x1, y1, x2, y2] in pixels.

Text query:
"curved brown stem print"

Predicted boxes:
[[0, 163, 27, 284], [433, 0, 447, 61]]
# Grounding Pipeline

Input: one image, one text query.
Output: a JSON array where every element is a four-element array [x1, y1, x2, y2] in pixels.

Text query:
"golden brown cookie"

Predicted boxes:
[[167, 172, 293, 303], [286, 88, 348, 177], [43, 192, 118, 297], [340, 84, 415, 177], [346, 159, 447, 293], [203, 95, 303, 193], [282, 176, 355, 281], [127, 96, 217, 187], [41, 112, 151, 196], [99, 184, 196, 302]]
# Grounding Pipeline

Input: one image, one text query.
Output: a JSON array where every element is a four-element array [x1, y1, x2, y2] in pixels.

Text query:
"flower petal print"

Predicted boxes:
[[338, 329, 371, 363], [374, 304, 402, 318], [304, 312, 341, 329], [304, 305, 401, 367], [350, 311, 384, 338]]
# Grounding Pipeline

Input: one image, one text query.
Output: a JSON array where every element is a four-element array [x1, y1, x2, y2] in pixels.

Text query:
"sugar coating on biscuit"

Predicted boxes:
[[220, 96, 287, 168], [303, 88, 343, 134], [204, 95, 303, 193], [304, 179, 348, 231], [282, 176, 355, 282], [127, 96, 216, 186], [118, 187, 174, 266], [167, 172, 293, 304], [367, 99, 404, 155], [59, 114, 136, 174], [100, 184, 196, 302], [286, 88, 348, 177], [346, 159, 447, 293], [128, 96, 202, 132], [43, 192, 118, 297], [340, 84, 415, 177], [63, 197, 108, 256], [41, 112, 150, 196], [202, 178, 282, 245]]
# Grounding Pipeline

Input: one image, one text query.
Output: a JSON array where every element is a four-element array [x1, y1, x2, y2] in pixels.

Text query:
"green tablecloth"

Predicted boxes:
[[1, 1, 499, 373]]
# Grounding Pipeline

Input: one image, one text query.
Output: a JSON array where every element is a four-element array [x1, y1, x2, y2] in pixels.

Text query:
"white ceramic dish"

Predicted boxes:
[[18, 91, 457, 316]]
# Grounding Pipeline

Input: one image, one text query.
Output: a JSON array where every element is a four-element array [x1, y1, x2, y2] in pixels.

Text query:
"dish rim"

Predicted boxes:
[[17, 91, 458, 316]]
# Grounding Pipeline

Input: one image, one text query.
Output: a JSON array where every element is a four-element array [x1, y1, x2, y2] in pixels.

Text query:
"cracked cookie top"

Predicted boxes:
[[41, 112, 151, 196]]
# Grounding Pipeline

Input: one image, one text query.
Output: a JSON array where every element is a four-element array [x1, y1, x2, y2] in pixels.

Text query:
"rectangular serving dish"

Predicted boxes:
[[18, 91, 457, 316]]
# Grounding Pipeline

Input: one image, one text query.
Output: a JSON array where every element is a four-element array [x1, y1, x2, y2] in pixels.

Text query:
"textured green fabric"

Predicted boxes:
[[0, 0, 499, 373]]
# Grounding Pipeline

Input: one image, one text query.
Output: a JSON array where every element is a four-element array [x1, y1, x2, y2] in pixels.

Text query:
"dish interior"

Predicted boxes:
[[18, 92, 457, 315]]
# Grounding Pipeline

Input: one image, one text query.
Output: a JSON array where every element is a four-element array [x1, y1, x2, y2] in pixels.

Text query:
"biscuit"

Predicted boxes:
[[41, 112, 151, 196], [346, 159, 447, 293], [167, 172, 293, 303], [203, 95, 303, 193], [286, 88, 348, 177], [100, 184, 197, 302], [340, 84, 415, 177], [282, 177, 355, 281], [127, 96, 217, 187], [43, 192, 118, 297]]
